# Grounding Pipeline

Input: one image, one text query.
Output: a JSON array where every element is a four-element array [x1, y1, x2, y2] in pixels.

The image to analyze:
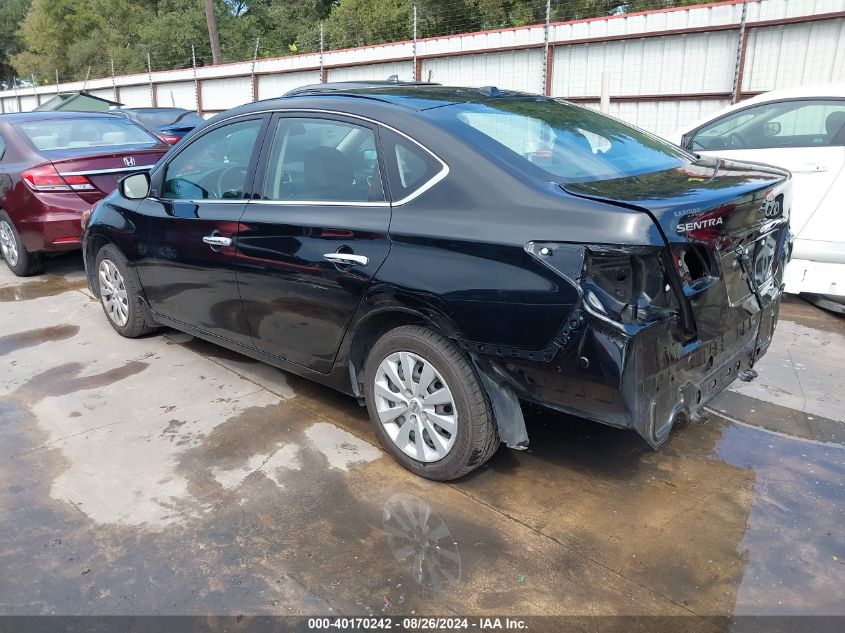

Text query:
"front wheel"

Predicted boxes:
[[364, 325, 500, 481], [95, 245, 155, 338]]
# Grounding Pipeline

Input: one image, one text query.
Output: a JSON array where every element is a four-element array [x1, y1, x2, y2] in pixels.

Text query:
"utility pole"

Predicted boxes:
[[203, 0, 222, 66]]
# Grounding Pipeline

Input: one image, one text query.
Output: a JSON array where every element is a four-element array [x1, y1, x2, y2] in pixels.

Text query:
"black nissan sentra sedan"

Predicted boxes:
[[82, 84, 791, 480]]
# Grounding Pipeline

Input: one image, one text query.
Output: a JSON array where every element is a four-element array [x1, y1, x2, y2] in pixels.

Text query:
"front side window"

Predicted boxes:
[[690, 99, 845, 150], [262, 117, 383, 202], [163, 118, 261, 200], [17, 117, 160, 152], [433, 97, 688, 183], [0, 134, 6, 161]]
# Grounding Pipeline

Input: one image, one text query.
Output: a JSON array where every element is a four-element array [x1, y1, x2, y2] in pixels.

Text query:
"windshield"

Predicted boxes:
[[437, 98, 690, 183], [18, 117, 160, 151]]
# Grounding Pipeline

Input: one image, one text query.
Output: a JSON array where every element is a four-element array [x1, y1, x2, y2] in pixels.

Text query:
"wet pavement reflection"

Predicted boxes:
[[383, 493, 462, 594], [713, 421, 844, 615]]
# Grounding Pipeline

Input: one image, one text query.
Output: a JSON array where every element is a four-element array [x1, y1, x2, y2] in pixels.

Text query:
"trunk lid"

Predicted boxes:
[[45, 145, 168, 204], [564, 156, 792, 340], [563, 156, 789, 246]]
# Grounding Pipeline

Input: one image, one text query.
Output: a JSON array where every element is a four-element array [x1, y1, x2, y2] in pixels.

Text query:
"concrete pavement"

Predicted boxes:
[[0, 254, 842, 622]]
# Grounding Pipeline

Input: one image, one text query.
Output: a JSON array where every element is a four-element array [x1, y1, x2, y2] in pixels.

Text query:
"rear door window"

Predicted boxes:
[[261, 117, 384, 203], [689, 99, 845, 150]]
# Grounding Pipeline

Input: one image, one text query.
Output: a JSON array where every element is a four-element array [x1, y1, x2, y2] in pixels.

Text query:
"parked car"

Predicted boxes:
[[670, 84, 845, 312], [0, 111, 170, 276], [111, 107, 205, 145], [83, 84, 791, 480]]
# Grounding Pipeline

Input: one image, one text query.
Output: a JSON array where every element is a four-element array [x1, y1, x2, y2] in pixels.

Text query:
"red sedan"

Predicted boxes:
[[0, 111, 170, 276]]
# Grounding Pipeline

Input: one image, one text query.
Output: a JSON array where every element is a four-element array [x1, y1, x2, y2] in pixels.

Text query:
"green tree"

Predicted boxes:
[[0, 0, 30, 87]]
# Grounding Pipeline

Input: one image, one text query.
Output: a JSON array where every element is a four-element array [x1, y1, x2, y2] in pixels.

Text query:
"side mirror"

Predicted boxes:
[[120, 172, 151, 200], [762, 121, 781, 137]]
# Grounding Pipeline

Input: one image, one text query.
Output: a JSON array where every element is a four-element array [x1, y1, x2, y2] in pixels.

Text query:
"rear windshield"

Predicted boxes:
[[136, 110, 204, 128], [18, 117, 159, 151], [436, 98, 690, 183]]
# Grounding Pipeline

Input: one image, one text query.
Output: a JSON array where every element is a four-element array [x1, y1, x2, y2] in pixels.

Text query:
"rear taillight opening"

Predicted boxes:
[[158, 133, 181, 145], [672, 243, 718, 292], [525, 242, 687, 328], [581, 247, 679, 325], [22, 163, 94, 193]]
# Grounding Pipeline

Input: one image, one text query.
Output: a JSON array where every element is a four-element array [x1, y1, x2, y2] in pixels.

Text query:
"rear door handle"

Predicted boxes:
[[203, 235, 232, 247], [323, 252, 368, 266]]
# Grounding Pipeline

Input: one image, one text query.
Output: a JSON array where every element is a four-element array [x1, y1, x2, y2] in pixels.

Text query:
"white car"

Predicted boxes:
[[670, 84, 845, 312]]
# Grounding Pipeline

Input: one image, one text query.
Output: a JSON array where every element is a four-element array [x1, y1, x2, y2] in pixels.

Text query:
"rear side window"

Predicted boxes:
[[435, 98, 687, 183], [0, 134, 5, 161], [690, 99, 845, 150], [380, 129, 444, 202], [136, 110, 202, 128], [17, 118, 159, 151]]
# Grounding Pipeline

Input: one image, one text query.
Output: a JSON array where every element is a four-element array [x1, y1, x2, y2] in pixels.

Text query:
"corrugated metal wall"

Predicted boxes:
[[118, 85, 153, 108], [258, 70, 321, 99], [1, 0, 843, 134], [423, 50, 544, 93], [155, 81, 197, 110], [743, 18, 845, 92], [328, 61, 414, 83]]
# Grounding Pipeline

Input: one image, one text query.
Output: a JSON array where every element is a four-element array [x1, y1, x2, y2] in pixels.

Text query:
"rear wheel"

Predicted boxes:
[[364, 325, 500, 481], [0, 213, 43, 277], [95, 245, 154, 338]]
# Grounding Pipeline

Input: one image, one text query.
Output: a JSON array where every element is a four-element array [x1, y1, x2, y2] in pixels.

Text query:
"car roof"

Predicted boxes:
[[235, 83, 530, 116], [0, 110, 127, 123]]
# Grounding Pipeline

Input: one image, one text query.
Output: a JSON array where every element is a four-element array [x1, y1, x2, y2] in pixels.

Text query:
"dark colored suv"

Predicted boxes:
[[83, 85, 791, 480]]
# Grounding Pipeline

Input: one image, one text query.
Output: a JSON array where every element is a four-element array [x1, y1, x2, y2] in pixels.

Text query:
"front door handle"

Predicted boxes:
[[323, 252, 368, 266], [203, 235, 232, 247]]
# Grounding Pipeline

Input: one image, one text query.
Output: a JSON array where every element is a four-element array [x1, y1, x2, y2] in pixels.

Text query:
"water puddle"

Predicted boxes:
[[712, 420, 845, 615], [0, 324, 79, 357], [0, 277, 87, 302]]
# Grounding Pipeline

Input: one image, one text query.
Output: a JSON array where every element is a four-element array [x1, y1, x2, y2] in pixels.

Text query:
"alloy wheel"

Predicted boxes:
[[98, 259, 130, 327], [0, 221, 18, 267], [374, 351, 458, 462]]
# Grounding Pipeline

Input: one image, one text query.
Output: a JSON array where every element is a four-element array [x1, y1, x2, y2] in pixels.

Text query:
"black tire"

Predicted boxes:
[[363, 325, 500, 481], [94, 244, 155, 338], [0, 212, 43, 277]]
